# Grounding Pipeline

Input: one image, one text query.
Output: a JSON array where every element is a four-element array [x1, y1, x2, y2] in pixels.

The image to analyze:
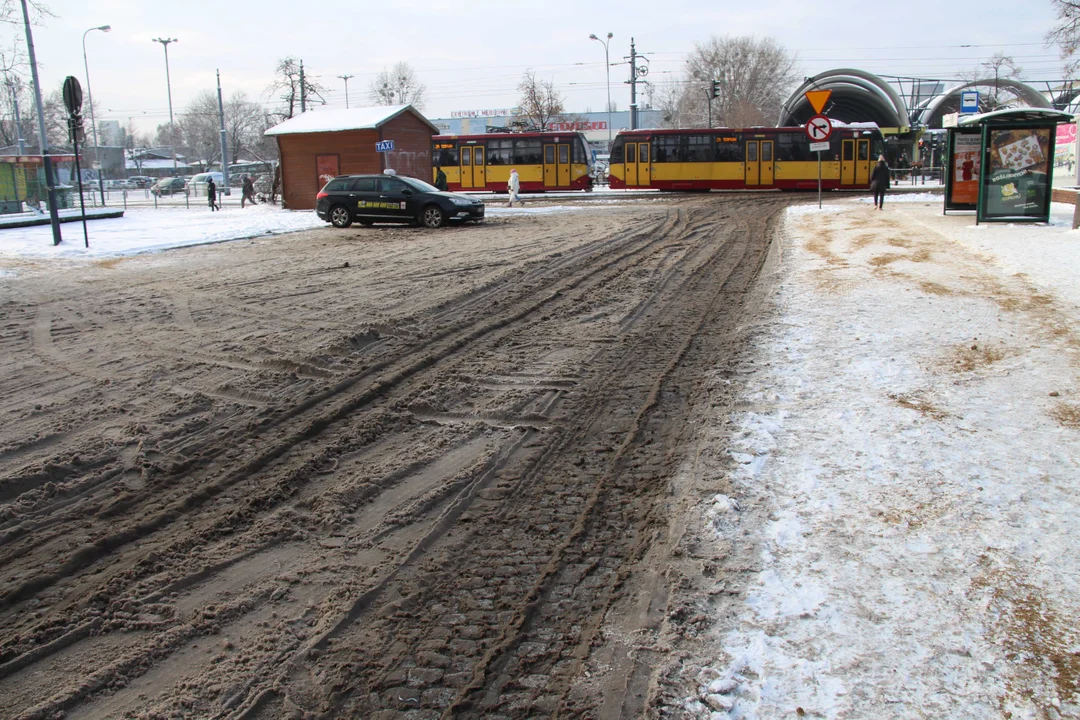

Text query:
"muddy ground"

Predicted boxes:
[[0, 194, 791, 719]]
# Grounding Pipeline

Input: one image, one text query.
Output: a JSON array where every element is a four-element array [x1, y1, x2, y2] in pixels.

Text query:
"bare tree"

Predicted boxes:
[[368, 62, 426, 108], [515, 71, 565, 131], [223, 91, 263, 164], [958, 53, 1023, 112], [681, 36, 800, 128], [266, 57, 326, 122], [1047, 0, 1080, 76], [177, 90, 222, 169]]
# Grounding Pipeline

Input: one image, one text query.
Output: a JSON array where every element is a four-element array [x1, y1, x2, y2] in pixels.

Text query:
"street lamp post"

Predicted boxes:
[[338, 74, 354, 109], [152, 37, 178, 174], [83, 24, 110, 204], [589, 32, 613, 149]]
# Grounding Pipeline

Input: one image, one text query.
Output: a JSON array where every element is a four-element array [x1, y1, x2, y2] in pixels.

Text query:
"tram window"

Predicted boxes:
[[559, 145, 569, 164], [762, 143, 772, 162], [654, 136, 679, 162], [610, 141, 624, 164], [545, 145, 555, 164], [715, 141, 743, 162], [626, 144, 636, 163], [435, 148, 459, 167], [639, 144, 648, 163], [513, 139, 543, 164], [488, 139, 512, 165], [746, 143, 758, 162], [843, 142, 854, 161], [686, 135, 712, 162], [461, 147, 472, 166], [776, 134, 809, 162], [857, 142, 869, 161], [573, 140, 588, 164]]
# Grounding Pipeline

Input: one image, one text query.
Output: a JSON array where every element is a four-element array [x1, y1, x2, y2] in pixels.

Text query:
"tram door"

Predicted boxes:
[[623, 142, 651, 187], [840, 139, 870, 186], [543, 143, 571, 188], [460, 145, 486, 189], [744, 140, 774, 186]]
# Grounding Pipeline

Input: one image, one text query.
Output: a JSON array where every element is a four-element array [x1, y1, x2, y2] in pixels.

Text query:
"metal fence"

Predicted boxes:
[[74, 187, 278, 211]]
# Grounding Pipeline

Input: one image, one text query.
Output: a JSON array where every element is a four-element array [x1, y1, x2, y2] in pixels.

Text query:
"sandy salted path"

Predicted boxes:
[[0, 195, 791, 719]]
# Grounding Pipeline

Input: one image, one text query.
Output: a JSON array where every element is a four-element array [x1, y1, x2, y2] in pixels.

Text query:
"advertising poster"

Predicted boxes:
[[981, 127, 1052, 219], [950, 132, 981, 206], [1055, 123, 1076, 172], [315, 154, 339, 188]]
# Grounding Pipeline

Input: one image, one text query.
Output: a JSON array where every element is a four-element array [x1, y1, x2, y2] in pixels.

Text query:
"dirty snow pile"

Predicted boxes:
[[687, 199, 1080, 719]]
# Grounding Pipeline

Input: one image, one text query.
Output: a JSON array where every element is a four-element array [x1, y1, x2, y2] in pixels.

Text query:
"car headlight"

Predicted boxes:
[[450, 197, 473, 206]]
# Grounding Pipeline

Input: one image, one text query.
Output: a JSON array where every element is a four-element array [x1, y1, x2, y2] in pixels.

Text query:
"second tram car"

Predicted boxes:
[[432, 132, 594, 192], [608, 125, 885, 191]]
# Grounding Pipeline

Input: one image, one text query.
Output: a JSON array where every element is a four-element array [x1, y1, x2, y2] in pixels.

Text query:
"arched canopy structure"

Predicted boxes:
[[779, 69, 911, 132], [914, 78, 1054, 129]]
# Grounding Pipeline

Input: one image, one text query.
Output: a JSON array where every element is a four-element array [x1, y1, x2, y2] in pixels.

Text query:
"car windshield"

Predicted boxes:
[[399, 176, 440, 193]]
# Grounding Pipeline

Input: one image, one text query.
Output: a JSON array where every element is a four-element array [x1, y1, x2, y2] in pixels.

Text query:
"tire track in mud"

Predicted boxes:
[[0, 196, 790, 719]]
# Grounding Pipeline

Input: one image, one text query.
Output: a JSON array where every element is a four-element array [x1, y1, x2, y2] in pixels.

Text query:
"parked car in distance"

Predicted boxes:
[[127, 176, 153, 188], [316, 173, 485, 229], [105, 179, 132, 189], [151, 177, 187, 196], [188, 172, 224, 197]]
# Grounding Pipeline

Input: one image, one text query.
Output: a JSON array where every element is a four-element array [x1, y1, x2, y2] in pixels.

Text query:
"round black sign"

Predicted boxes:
[[62, 76, 83, 114]]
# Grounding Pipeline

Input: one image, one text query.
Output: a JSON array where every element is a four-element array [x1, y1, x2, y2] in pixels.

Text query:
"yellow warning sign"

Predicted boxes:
[[804, 89, 832, 114]]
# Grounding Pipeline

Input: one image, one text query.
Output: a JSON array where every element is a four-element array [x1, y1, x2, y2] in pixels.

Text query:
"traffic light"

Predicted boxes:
[[711, 80, 720, 100]]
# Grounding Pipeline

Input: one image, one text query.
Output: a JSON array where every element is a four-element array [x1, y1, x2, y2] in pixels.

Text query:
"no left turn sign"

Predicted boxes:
[[805, 114, 832, 142]]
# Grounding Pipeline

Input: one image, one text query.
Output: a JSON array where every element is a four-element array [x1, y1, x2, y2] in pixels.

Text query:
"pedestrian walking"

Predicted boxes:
[[434, 165, 448, 191], [241, 175, 257, 208], [507, 168, 523, 207], [870, 156, 890, 210], [207, 177, 219, 211]]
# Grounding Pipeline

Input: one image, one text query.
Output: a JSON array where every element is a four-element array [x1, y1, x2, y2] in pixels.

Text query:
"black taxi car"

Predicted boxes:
[[316, 173, 484, 229]]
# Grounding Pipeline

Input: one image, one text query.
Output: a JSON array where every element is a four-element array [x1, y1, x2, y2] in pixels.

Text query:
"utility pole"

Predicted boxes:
[[20, 0, 61, 245], [216, 69, 230, 195], [300, 60, 306, 113], [625, 38, 648, 131], [152, 37, 178, 174], [338, 74, 353, 109]]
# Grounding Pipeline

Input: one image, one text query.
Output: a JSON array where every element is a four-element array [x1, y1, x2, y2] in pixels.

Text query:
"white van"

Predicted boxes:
[[188, 172, 224, 197]]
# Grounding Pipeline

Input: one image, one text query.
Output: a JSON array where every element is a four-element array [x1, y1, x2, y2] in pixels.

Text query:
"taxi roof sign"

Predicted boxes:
[[804, 89, 832, 114]]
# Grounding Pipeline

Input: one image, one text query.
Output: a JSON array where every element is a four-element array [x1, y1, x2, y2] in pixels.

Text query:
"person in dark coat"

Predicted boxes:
[[870, 156, 890, 210], [434, 165, 448, 191], [207, 177, 219, 211], [241, 175, 257, 208]]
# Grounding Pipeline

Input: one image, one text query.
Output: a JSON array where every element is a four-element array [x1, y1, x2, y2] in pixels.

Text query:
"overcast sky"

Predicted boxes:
[[3, 0, 1067, 135]]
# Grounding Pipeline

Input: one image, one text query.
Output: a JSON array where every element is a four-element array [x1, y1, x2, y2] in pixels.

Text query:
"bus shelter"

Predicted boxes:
[[944, 108, 1074, 223], [0, 154, 78, 214]]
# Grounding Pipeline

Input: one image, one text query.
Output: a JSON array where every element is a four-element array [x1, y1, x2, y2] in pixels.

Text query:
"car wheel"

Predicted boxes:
[[329, 205, 353, 228], [421, 205, 446, 229]]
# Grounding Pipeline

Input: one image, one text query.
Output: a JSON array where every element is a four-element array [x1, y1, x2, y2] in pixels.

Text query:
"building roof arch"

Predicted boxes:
[[779, 68, 911, 130]]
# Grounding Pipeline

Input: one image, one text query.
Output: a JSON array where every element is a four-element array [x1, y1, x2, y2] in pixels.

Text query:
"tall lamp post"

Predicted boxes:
[[589, 32, 613, 150], [338, 74, 354, 109], [83, 24, 110, 204], [152, 37, 178, 174]]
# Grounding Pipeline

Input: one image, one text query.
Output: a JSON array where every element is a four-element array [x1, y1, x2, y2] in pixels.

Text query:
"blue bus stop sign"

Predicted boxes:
[[960, 90, 979, 114]]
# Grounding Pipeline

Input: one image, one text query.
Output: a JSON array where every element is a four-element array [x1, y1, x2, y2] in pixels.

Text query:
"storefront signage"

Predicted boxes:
[[451, 108, 517, 118], [549, 121, 608, 132]]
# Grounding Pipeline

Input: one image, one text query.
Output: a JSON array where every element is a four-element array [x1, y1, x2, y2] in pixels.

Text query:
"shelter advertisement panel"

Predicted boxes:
[[980, 127, 1053, 220], [1055, 123, 1076, 172], [945, 129, 981, 210]]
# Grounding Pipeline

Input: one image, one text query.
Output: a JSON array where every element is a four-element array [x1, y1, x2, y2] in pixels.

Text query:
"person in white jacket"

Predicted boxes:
[[507, 168, 523, 207]]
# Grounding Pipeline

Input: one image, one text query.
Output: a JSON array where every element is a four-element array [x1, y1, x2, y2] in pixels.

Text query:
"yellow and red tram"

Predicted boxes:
[[432, 132, 594, 192], [608, 125, 885, 191]]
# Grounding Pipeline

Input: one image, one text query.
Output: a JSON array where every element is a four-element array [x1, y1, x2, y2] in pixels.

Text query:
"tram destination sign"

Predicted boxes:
[[805, 114, 832, 142]]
